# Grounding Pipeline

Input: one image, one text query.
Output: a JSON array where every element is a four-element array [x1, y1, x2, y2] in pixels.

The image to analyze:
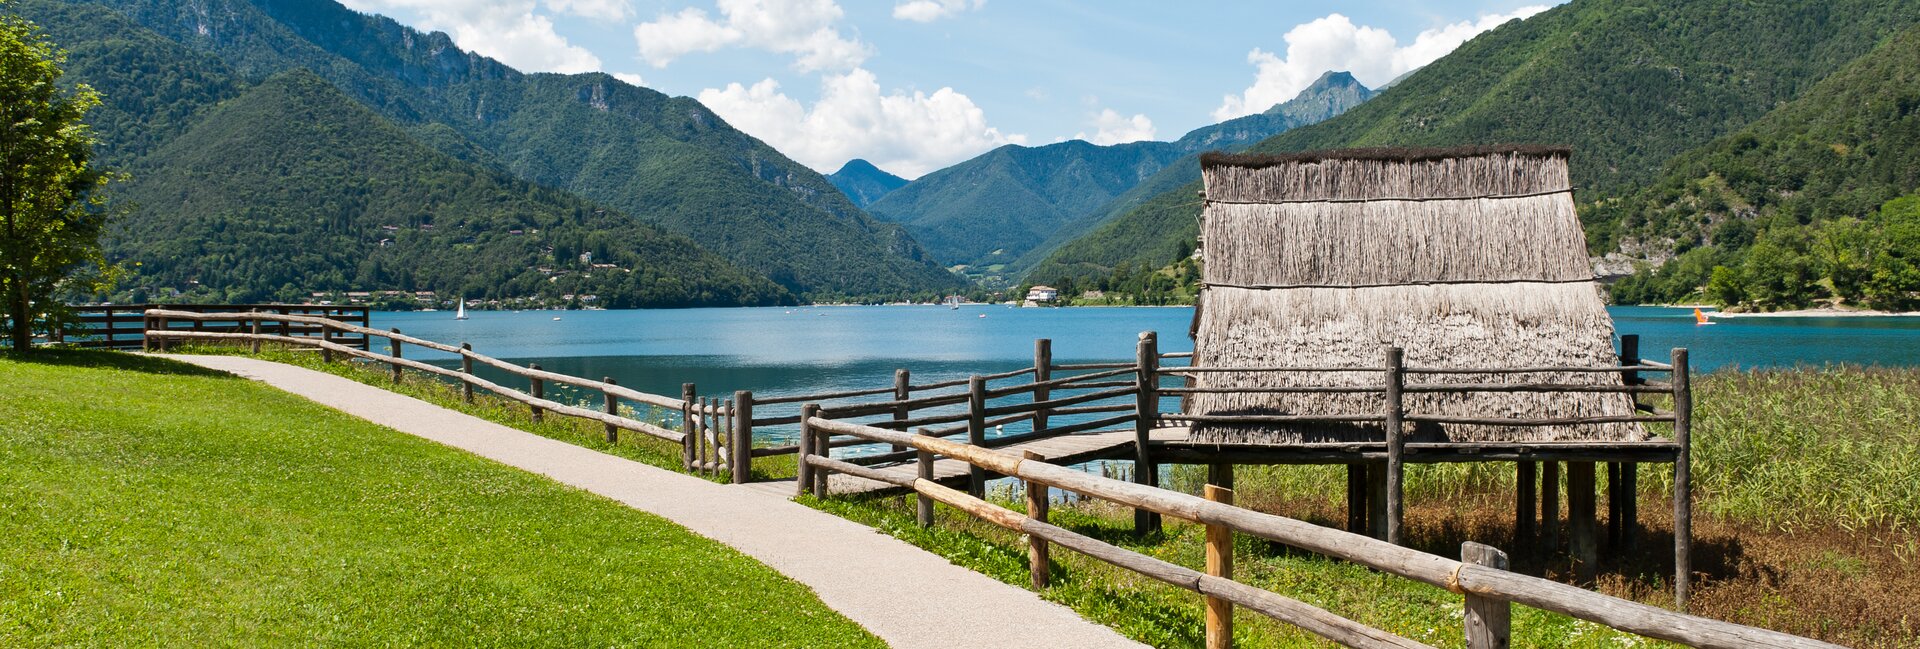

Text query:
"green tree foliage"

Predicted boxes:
[[0, 4, 113, 349], [112, 70, 790, 308], [1029, 0, 1920, 288], [41, 0, 958, 300]]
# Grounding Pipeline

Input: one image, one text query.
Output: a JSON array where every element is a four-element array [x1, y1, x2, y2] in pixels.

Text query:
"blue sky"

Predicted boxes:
[[338, 0, 1560, 177]]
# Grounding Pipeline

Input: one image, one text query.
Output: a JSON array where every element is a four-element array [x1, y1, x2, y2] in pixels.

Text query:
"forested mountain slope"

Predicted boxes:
[[33, 0, 959, 298], [1028, 0, 1920, 286], [870, 71, 1371, 280], [115, 71, 791, 307], [827, 159, 908, 208]]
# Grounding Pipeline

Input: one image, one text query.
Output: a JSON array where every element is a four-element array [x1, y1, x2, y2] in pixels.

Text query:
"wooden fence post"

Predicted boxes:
[[142, 314, 153, 352], [732, 390, 754, 483], [1672, 347, 1693, 611], [1205, 483, 1236, 649], [1384, 346, 1406, 546], [1463, 542, 1512, 649], [388, 328, 402, 382], [319, 322, 331, 362], [1516, 461, 1536, 545], [796, 403, 814, 497], [1033, 339, 1052, 433], [1134, 331, 1161, 536], [892, 369, 911, 453], [967, 375, 988, 498], [806, 403, 827, 499], [459, 343, 475, 403], [1023, 450, 1051, 590], [916, 446, 935, 528], [602, 377, 619, 444], [529, 363, 545, 422], [250, 318, 262, 354], [680, 383, 697, 469], [720, 397, 734, 477]]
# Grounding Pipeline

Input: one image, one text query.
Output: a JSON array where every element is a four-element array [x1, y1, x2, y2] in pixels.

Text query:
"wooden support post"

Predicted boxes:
[[142, 314, 153, 352], [459, 343, 475, 403], [807, 403, 828, 499], [602, 377, 619, 444], [680, 383, 696, 469], [1134, 331, 1161, 536], [916, 447, 935, 528], [891, 369, 911, 453], [157, 315, 168, 351], [1462, 542, 1512, 649], [529, 364, 545, 422], [388, 328, 402, 382], [1672, 347, 1693, 610], [1205, 483, 1235, 649], [797, 403, 819, 497], [732, 390, 754, 483], [1023, 450, 1051, 590], [1622, 461, 1638, 551], [1568, 461, 1597, 582], [1367, 460, 1388, 540], [1347, 464, 1368, 535], [696, 398, 710, 475], [967, 375, 988, 498], [319, 322, 332, 362], [1615, 333, 1641, 552], [1516, 461, 1536, 545], [1384, 346, 1406, 546], [1607, 462, 1622, 548], [1543, 461, 1560, 552], [1033, 339, 1052, 433], [250, 318, 262, 354]]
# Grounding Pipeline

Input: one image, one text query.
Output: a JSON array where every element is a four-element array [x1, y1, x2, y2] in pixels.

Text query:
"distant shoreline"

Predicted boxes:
[[1706, 307, 1920, 318]]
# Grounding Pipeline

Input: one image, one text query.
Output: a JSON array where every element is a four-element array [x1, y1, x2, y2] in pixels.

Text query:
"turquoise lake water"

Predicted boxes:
[[371, 304, 1920, 407]]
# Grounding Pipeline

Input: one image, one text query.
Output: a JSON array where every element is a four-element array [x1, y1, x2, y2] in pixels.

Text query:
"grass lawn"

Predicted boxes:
[[0, 350, 881, 646]]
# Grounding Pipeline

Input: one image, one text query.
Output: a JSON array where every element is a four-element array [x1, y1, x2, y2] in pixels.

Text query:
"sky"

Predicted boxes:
[[336, 0, 1561, 178]]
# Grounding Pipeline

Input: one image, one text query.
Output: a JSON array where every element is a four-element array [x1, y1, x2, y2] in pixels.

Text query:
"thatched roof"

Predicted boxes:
[[1188, 146, 1643, 444]]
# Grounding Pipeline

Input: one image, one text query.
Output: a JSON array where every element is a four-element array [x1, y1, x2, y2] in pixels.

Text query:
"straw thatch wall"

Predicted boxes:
[[1187, 146, 1642, 444]]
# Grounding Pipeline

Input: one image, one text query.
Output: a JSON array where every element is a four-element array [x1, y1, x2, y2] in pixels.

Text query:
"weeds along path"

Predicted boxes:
[[162, 354, 1140, 649]]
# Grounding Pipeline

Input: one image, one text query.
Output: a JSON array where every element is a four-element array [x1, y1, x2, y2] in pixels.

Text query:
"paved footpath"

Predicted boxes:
[[167, 355, 1141, 649]]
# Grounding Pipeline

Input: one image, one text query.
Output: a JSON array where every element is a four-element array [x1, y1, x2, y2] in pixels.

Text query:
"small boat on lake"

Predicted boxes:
[[1695, 308, 1714, 325], [455, 301, 469, 320]]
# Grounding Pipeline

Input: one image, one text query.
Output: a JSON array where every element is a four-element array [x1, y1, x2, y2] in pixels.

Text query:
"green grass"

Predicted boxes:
[[0, 349, 881, 646]]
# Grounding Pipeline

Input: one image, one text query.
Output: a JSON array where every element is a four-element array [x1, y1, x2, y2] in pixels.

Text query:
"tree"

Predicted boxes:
[[1, 6, 113, 350]]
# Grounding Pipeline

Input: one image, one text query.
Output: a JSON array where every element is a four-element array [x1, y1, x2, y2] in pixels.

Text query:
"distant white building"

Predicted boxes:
[[1026, 285, 1059, 303]]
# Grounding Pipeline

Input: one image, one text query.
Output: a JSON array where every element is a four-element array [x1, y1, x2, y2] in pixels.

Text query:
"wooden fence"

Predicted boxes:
[[59, 304, 369, 350], [138, 309, 1835, 648]]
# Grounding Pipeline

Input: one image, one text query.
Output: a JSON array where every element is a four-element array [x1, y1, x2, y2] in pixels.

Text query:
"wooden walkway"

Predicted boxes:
[[829, 428, 1190, 495]]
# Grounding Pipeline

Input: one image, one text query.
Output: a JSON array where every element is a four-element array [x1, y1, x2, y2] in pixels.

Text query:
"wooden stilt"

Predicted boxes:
[[1543, 461, 1560, 552], [1568, 461, 1597, 582], [1673, 348, 1694, 610], [1347, 464, 1369, 535], [1621, 462, 1638, 550], [1516, 461, 1536, 545], [1366, 460, 1388, 540]]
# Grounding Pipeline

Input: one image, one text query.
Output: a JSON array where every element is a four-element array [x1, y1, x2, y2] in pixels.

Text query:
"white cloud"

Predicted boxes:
[[697, 68, 1025, 178], [339, 0, 602, 73], [634, 0, 870, 72], [892, 0, 982, 23], [613, 72, 647, 86], [1212, 6, 1548, 121], [544, 0, 631, 20], [1074, 109, 1155, 145]]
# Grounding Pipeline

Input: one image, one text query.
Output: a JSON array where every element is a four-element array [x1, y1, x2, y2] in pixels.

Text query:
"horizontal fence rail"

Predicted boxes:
[[61, 304, 369, 350], [800, 416, 1831, 649]]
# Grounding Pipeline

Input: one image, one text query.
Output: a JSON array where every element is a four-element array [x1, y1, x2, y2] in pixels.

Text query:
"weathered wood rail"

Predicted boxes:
[[139, 310, 1832, 648], [58, 304, 369, 350], [800, 415, 1833, 649]]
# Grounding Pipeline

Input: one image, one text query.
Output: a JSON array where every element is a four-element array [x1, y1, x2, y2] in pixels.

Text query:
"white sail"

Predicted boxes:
[[455, 300, 469, 320]]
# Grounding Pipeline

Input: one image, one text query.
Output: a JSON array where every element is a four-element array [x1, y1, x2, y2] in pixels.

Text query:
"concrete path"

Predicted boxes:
[[165, 354, 1142, 649]]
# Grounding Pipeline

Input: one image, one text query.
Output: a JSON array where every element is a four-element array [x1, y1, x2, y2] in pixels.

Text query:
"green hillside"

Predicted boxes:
[[873, 71, 1371, 282], [115, 70, 791, 307], [49, 0, 958, 299], [827, 159, 908, 208], [1605, 24, 1920, 310], [1029, 0, 1920, 285]]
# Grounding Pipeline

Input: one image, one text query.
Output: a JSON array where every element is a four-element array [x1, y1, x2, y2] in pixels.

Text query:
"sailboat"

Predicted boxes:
[[455, 300, 469, 320], [946, 295, 962, 310], [1694, 308, 1714, 325]]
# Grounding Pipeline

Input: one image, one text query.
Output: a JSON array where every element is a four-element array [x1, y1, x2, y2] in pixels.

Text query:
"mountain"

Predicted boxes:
[[33, 0, 959, 299], [1604, 23, 1920, 308], [1028, 0, 1920, 286], [867, 71, 1373, 281], [827, 159, 908, 208], [113, 70, 791, 307]]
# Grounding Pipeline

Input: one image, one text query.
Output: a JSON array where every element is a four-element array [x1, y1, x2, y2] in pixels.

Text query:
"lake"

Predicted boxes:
[[371, 304, 1920, 409]]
